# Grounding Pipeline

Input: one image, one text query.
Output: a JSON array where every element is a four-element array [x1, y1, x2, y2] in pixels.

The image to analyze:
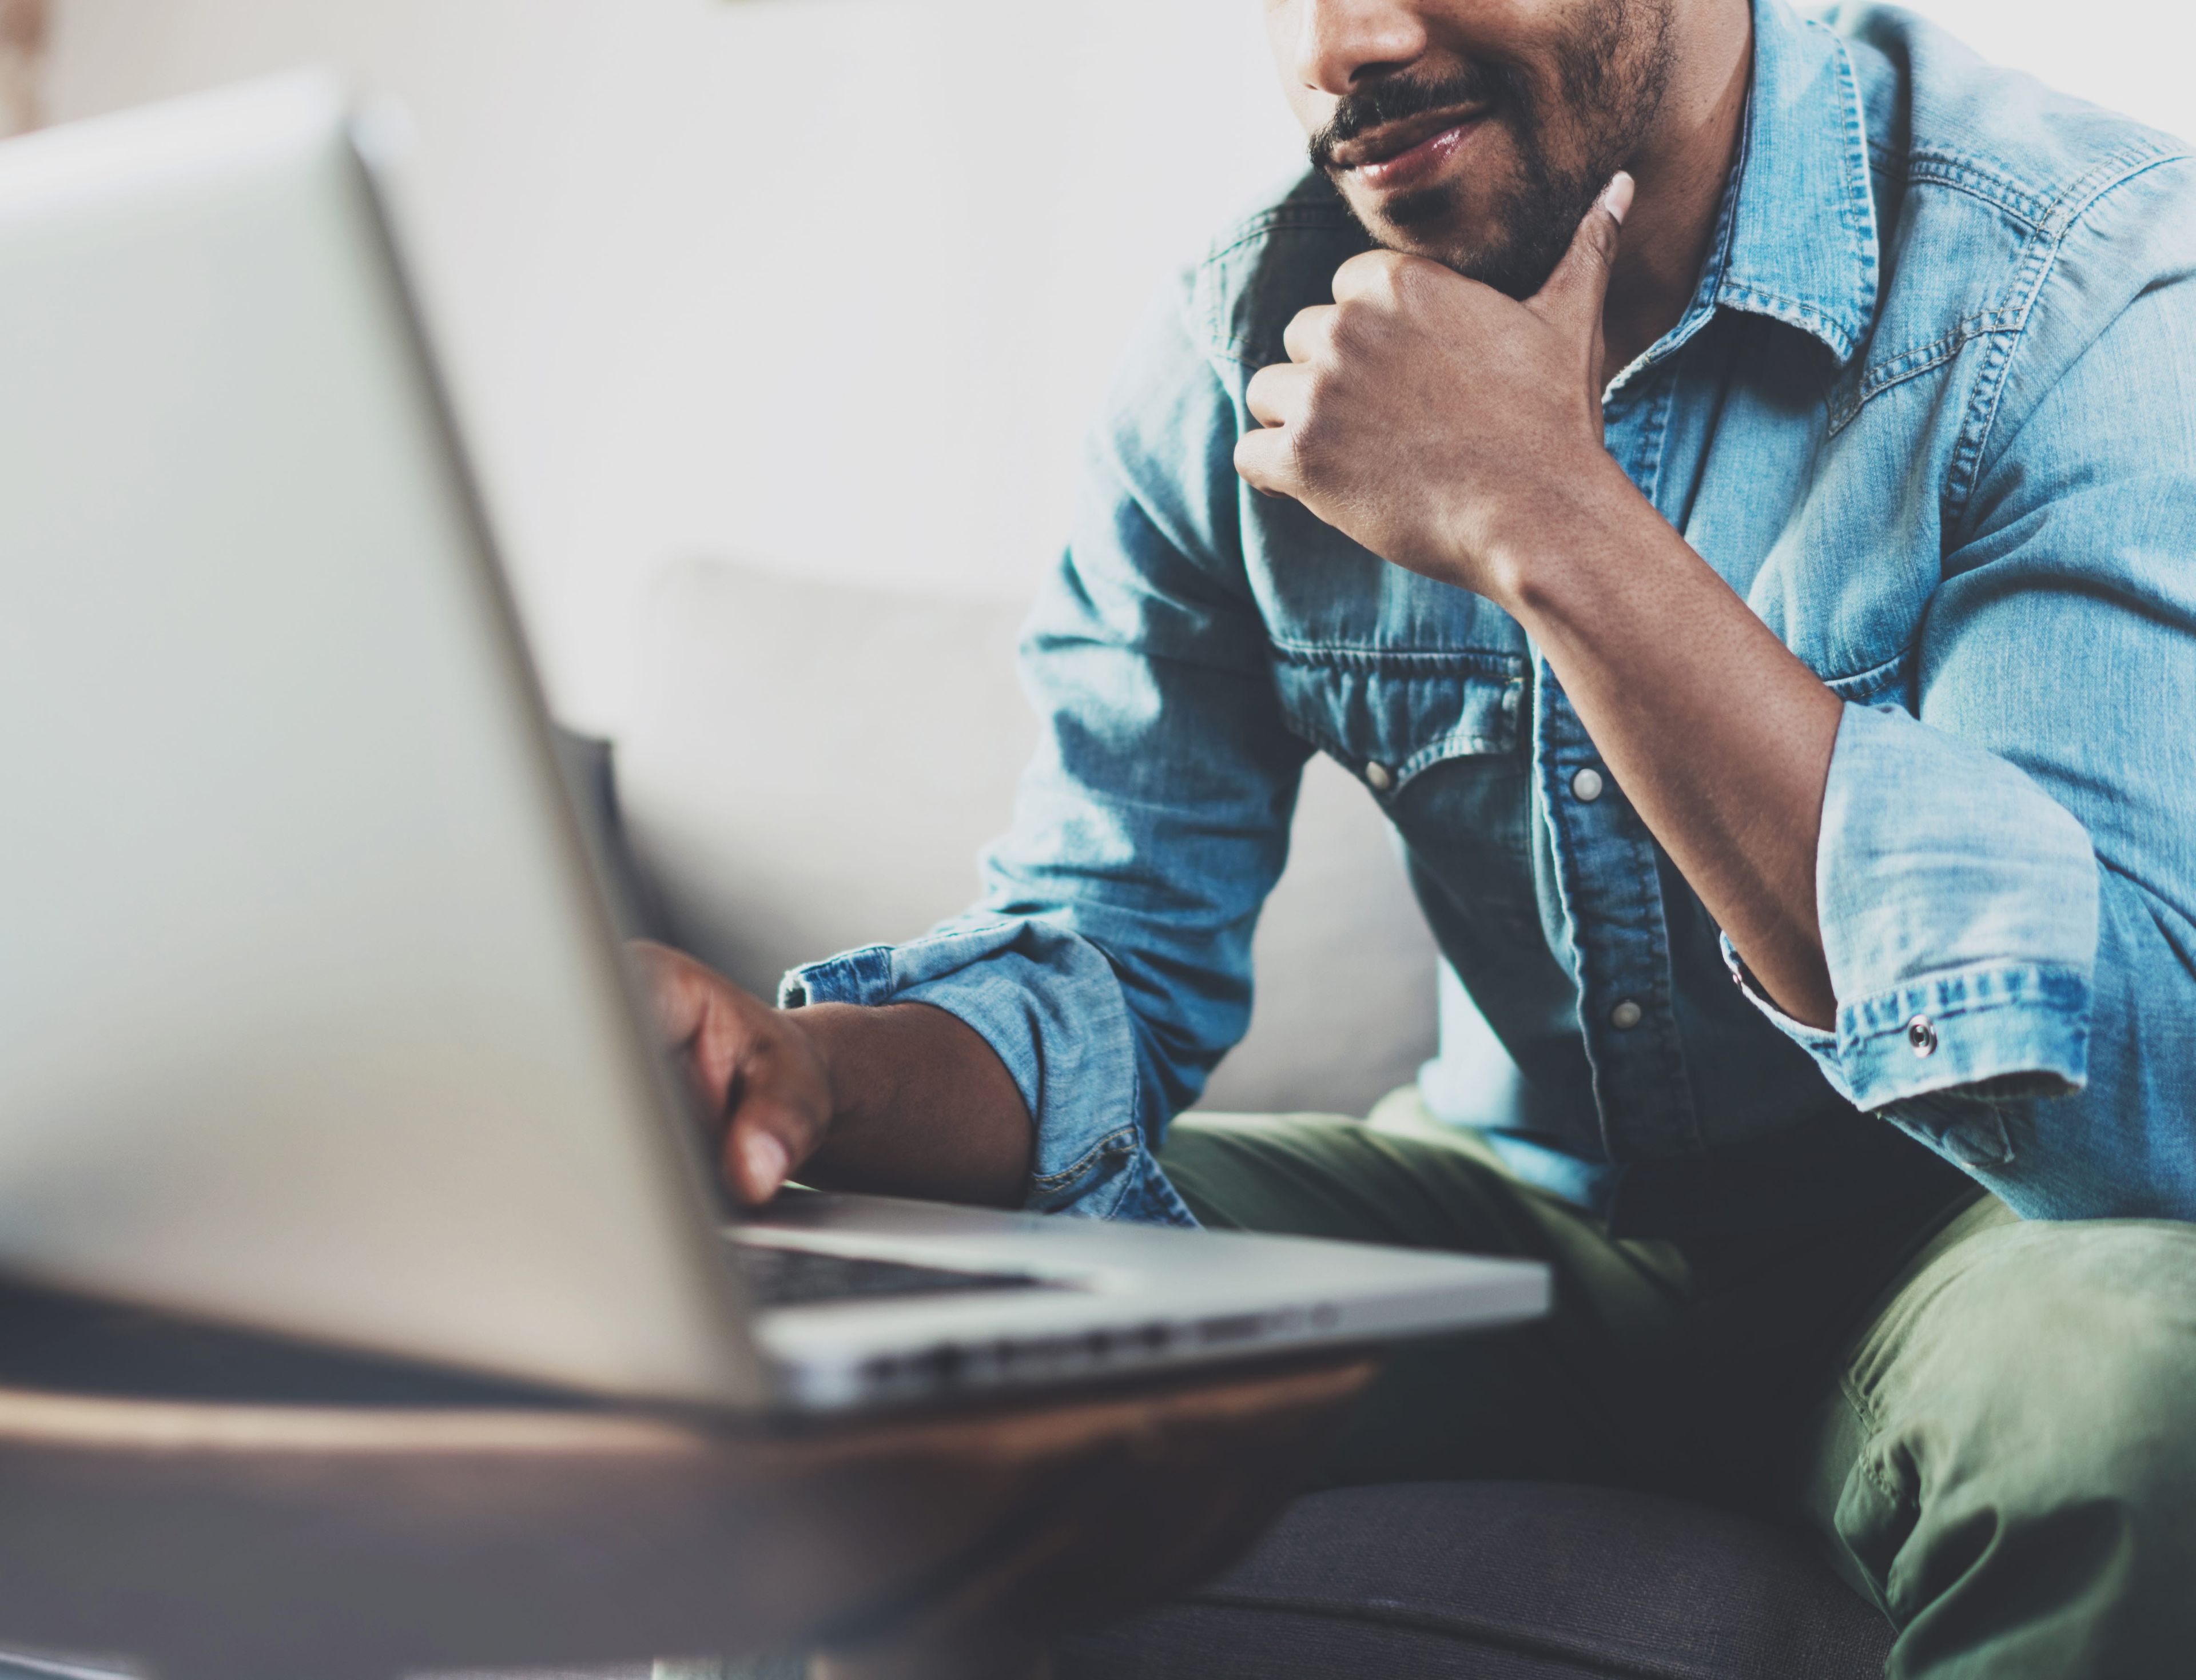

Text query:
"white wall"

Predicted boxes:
[[42, 0, 2196, 731], [44, 0, 1304, 731]]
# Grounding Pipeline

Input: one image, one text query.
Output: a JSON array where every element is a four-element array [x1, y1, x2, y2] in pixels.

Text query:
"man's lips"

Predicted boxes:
[[1331, 107, 1489, 193]]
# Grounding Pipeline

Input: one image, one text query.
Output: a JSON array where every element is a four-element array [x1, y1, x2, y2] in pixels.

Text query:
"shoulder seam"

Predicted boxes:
[[1944, 150, 2195, 536], [1905, 138, 2185, 234]]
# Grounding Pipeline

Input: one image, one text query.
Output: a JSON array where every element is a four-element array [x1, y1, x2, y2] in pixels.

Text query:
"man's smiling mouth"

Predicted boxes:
[[1328, 106, 1490, 173], [1327, 106, 1493, 195]]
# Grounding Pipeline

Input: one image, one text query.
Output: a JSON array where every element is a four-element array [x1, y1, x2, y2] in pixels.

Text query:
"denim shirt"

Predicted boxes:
[[785, 0, 2196, 1234]]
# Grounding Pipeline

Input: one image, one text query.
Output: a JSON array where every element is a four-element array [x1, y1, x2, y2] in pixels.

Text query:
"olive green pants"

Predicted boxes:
[[1157, 1093, 2196, 1680]]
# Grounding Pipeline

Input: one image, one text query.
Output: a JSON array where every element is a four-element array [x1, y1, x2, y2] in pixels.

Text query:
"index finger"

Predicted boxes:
[[628, 939, 707, 1048], [1232, 423, 1300, 501], [1330, 246, 1447, 306], [1282, 302, 1336, 366]]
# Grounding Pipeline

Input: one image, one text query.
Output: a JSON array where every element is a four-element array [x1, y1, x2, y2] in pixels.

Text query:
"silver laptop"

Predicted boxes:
[[0, 73, 1547, 1416]]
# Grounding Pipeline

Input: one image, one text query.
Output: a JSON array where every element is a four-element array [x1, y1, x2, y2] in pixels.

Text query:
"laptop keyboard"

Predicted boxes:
[[731, 1241, 1068, 1309]]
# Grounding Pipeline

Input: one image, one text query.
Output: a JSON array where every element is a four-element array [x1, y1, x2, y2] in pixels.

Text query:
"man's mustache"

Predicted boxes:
[[1308, 67, 1515, 173]]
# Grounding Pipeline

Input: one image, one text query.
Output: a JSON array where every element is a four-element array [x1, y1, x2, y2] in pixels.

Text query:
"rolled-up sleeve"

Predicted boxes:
[[1733, 700, 2099, 1113], [1732, 164, 2196, 1217], [783, 278, 1307, 1224]]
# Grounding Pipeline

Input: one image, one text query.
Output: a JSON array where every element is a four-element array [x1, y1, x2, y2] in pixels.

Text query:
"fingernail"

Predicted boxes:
[[741, 1130, 789, 1197], [1601, 172, 1634, 226]]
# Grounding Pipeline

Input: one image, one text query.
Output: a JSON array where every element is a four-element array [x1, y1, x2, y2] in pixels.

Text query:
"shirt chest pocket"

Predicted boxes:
[[1268, 646, 1529, 800]]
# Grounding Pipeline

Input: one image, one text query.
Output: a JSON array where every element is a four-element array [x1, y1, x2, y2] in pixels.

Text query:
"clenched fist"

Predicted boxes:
[[1235, 172, 1637, 602]]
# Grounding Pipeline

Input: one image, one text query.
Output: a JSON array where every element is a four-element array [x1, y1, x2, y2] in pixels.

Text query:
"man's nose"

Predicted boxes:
[[1291, 0, 1431, 97]]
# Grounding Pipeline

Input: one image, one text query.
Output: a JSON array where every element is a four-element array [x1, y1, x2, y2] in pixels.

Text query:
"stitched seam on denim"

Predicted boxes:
[[1394, 731, 1507, 783], [1850, 987, 2082, 1041], [1765, 27, 1875, 362], [1628, 371, 1675, 510], [1841, 966, 2088, 1046], [1907, 141, 2181, 229], [1829, 146, 2182, 439], [1268, 642, 1528, 673], [1029, 1124, 1141, 1192], [1833, 29, 1880, 335], [1946, 153, 2191, 536], [1823, 644, 1911, 703], [1704, 29, 1876, 365], [1609, 94, 1745, 399], [1275, 715, 1508, 789], [1827, 313, 2021, 436], [1717, 281, 1854, 336], [1904, 156, 2055, 228], [1183, 1593, 1715, 1680]]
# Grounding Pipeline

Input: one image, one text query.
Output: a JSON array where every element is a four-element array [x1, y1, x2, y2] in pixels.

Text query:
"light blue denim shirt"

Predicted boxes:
[[786, 0, 2196, 1235]]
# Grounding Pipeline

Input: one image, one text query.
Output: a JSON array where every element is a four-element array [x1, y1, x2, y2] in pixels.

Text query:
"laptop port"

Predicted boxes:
[[1198, 1313, 1265, 1345]]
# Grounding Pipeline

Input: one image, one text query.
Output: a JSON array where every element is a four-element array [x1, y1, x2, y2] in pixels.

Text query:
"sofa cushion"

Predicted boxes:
[[1056, 1480, 1892, 1680], [613, 559, 1439, 1116]]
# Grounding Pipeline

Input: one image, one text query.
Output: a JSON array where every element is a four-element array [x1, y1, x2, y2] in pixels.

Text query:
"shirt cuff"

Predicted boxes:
[[1718, 699, 2097, 1117], [781, 917, 1198, 1227], [1722, 936, 2088, 1109]]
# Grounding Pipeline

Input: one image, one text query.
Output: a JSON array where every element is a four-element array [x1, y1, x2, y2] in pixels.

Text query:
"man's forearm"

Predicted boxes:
[[797, 1001, 1036, 1207], [1494, 466, 1844, 1029]]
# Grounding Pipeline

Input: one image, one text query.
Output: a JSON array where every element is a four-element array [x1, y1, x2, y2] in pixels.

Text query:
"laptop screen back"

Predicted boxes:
[[0, 75, 762, 1406]]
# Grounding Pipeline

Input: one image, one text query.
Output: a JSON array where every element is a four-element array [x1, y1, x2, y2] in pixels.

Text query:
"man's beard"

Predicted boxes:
[[1308, 1, 1674, 299]]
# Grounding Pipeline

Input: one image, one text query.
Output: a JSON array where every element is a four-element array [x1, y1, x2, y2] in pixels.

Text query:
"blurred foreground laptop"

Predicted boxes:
[[0, 75, 1547, 1416]]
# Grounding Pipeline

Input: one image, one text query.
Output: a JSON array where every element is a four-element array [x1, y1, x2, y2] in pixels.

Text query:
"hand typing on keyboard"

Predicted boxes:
[[630, 941, 1033, 1211]]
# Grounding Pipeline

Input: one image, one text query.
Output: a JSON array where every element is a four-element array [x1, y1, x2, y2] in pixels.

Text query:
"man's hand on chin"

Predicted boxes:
[[1234, 171, 1640, 604]]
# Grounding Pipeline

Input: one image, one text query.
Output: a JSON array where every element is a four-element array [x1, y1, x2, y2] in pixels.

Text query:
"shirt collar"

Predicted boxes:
[[1613, 0, 1880, 391], [1713, 0, 1880, 364]]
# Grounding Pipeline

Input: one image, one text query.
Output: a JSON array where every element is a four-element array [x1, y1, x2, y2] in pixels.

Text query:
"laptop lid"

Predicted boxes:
[[0, 74, 766, 1407]]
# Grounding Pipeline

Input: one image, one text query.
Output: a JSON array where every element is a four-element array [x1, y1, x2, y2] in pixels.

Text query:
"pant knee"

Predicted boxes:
[[1885, 1222, 2196, 1482], [1848, 1221, 2196, 1660]]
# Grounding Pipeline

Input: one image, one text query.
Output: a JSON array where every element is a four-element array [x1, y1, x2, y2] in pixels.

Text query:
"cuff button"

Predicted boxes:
[[1905, 1014, 1939, 1057]]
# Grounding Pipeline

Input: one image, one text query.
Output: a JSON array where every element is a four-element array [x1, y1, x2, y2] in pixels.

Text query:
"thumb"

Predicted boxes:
[[1529, 171, 1632, 339]]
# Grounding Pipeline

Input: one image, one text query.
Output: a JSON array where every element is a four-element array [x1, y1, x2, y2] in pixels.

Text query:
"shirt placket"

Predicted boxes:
[[1534, 375, 1703, 1161]]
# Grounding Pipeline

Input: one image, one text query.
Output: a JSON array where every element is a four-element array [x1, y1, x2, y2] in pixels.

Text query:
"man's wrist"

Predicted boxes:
[[782, 1001, 874, 1129], [783, 1000, 1035, 1206], [1476, 455, 1658, 623]]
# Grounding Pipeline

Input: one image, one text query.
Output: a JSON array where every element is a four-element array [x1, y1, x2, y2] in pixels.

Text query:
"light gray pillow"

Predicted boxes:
[[615, 560, 1435, 1117]]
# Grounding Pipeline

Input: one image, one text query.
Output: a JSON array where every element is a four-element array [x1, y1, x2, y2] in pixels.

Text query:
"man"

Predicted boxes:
[[643, 0, 2196, 1670]]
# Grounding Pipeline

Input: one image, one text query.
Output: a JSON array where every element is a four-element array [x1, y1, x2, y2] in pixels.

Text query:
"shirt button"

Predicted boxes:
[[1571, 766, 1605, 803], [1906, 1015, 1939, 1057], [1364, 761, 1394, 793], [1609, 998, 1644, 1031]]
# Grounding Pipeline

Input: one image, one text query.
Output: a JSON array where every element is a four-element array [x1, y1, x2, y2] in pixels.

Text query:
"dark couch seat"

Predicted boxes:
[[1059, 1480, 1893, 1680]]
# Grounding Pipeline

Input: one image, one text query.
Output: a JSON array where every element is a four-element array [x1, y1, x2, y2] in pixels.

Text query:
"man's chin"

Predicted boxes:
[[1340, 182, 1495, 273], [1336, 176, 1581, 300], [1376, 183, 1463, 236]]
